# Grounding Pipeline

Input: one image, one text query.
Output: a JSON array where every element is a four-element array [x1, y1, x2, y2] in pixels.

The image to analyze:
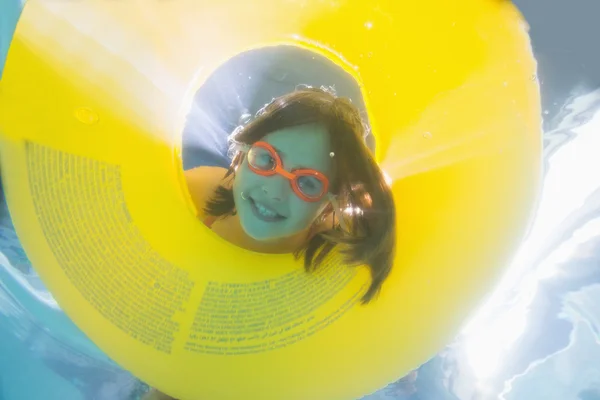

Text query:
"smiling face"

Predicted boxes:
[[232, 123, 333, 241]]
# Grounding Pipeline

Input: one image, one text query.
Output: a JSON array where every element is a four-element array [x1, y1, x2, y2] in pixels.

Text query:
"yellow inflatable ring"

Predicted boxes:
[[0, 0, 541, 399]]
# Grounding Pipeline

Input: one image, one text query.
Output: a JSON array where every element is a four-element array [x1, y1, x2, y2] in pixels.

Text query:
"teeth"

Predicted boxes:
[[255, 201, 278, 217]]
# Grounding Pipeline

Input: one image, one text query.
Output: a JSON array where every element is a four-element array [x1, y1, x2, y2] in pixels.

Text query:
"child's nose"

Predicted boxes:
[[261, 174, 288, 201]]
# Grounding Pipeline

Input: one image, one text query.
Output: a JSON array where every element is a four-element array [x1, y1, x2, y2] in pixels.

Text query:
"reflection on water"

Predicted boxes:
[[458, 88, 600, 399]]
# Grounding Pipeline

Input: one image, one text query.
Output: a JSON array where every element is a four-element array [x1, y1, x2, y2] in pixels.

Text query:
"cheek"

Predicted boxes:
[[286, 197, 325, 228], [233, 165, 255, 193]]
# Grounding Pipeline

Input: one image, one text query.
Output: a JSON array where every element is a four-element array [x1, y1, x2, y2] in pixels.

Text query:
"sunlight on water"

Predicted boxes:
[[460, 89, 600, 396]]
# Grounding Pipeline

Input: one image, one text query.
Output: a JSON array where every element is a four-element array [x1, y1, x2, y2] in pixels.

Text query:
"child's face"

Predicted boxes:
[[233, 123, 333, 242]]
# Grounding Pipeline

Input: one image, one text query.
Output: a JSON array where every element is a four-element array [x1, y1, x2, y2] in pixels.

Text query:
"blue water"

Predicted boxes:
[[2, 0, 600, 399], [0, 187, 149, 400]]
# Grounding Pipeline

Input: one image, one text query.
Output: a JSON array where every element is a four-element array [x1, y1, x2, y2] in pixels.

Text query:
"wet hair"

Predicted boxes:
[[204, 86, 396, 304]]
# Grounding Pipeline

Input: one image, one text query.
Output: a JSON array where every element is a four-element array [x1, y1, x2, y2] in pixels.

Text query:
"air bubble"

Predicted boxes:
[[364, 21, 373, 29]]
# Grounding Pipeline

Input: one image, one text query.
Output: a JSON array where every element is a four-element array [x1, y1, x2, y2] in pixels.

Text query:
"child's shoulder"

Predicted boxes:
[[183, 166, 229, 216]]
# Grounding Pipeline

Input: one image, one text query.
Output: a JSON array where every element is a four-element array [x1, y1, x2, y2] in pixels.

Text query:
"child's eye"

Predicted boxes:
[[249, 147, 276, 169], [297, 176, 323, 196]]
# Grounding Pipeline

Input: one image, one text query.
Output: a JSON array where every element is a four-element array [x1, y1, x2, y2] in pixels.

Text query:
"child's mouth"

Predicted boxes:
[[249, 197, 286, 222]]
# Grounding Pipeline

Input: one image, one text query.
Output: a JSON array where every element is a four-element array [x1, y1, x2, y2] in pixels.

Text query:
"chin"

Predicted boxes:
[[239, 219, 293, 243], [246, 230, 285, 243], [238, 217, 273, 241], [247, 232, 278, 242]]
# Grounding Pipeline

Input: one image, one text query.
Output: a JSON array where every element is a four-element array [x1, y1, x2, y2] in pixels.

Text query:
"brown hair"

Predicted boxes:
[[204, 86, 396, 304]]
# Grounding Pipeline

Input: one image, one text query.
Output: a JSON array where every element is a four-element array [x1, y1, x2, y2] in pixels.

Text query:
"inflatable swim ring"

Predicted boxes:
[[0, 0, 542, 399]]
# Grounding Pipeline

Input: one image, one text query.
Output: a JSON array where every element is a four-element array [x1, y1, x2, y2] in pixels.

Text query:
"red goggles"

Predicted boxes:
[[243, 141, 330, 202]]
